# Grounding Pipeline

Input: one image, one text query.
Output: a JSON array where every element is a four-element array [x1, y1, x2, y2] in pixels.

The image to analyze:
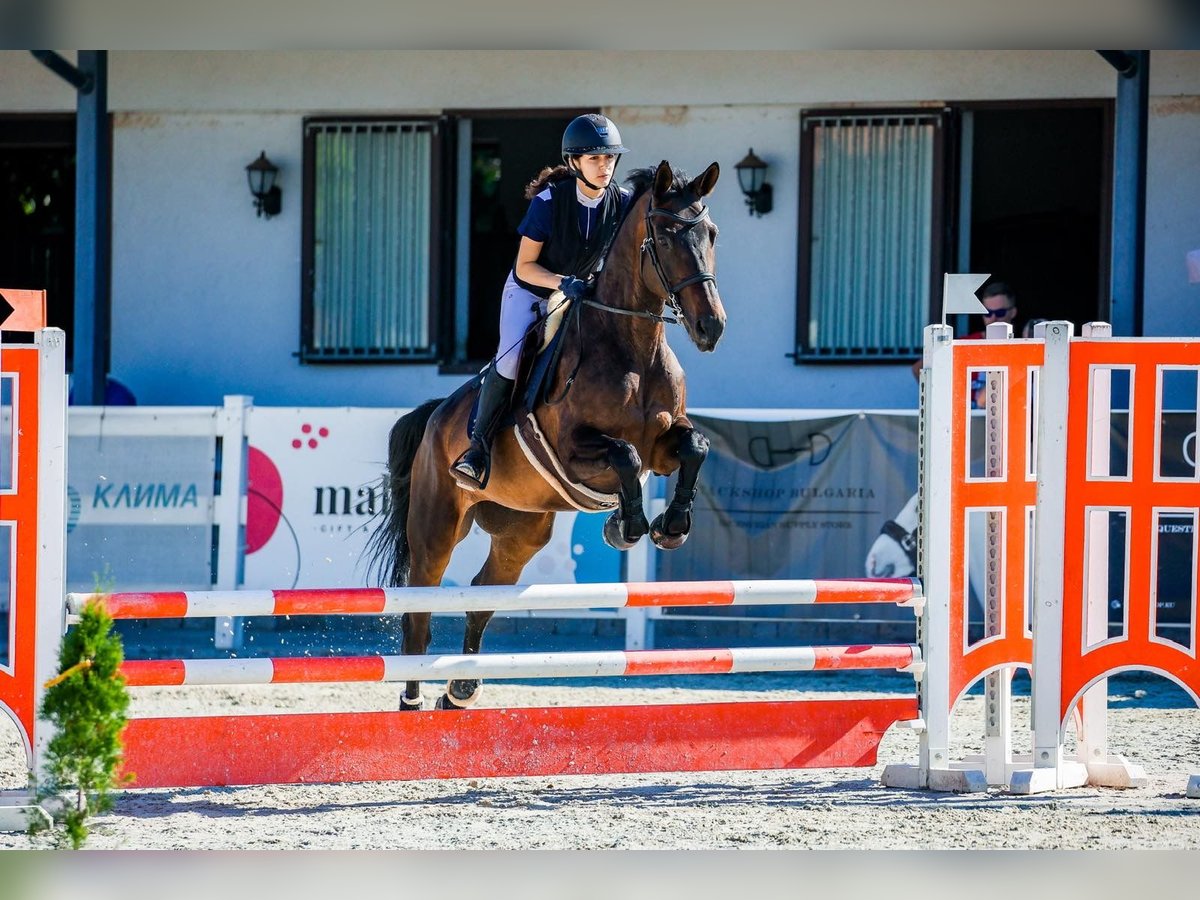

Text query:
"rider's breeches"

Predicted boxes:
[[494, 272, 545, 380]]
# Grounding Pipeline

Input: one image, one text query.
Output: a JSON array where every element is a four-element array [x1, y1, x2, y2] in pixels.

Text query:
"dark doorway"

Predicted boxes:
[[462, 113, 587, 364], [0, 116, 75, 362], [966, 105, 1109, 334]]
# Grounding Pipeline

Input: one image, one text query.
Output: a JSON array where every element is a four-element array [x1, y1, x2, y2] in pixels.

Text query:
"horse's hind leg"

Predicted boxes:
[[435, 505, 556, 710], [649, 423, 709, 550], [399, 454, 474, 710]]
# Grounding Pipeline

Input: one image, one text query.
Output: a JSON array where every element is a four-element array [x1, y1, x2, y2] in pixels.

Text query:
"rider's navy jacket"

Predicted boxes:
[[513, 179, 633, 300]]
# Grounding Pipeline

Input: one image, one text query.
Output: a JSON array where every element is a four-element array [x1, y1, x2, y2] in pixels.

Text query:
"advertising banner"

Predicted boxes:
[[66, 430, 216, 592], [656, 411, 920, 621], [243, 408, 621, 590]]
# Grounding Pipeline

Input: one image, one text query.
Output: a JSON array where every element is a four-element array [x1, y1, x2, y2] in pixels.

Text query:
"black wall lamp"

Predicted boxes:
[[246, 151, 282, 218], [734, 148, 772, 217]]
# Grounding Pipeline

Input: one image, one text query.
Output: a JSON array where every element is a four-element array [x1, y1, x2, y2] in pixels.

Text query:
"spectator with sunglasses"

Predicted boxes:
[[975, 282, 1019, 333], [968, 282, 1019, 407]]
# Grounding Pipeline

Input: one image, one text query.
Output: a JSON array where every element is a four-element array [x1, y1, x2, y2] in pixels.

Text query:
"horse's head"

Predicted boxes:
[[640, 160, 726, 352]]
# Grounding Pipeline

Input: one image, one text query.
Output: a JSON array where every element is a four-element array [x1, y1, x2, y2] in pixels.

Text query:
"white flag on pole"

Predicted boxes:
[[941, 273, 990, 321]]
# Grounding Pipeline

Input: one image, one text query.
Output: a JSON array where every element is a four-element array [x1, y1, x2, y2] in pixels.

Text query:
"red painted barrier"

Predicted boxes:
[[120, 697, 919, 788]]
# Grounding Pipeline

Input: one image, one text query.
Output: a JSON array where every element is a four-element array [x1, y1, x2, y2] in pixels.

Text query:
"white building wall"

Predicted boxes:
[[1144, 95, 1200, 337], [3, 50, 1199, 408], [0, 51, 1122, 112]]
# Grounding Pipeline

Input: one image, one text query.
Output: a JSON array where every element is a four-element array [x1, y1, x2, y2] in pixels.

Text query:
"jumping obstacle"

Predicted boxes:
[[0, 331, 926, 797], [881, 321, 1200, 796], [79, 579, 924, 787], [61, 575, 924, 786], [3, 319, 1200, 815]]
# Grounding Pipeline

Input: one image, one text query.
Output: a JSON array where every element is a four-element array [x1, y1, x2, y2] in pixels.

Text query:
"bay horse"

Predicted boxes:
[[367, 159, 725, 711]]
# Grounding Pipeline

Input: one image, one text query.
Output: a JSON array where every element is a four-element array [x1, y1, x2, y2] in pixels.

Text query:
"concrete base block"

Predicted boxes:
[[0, 791, 51, 832], [880, 763, 921, 790], [1008, 760, 1089, 795], [880, 763, 989, 794], [1087, 756, 1148, 789]]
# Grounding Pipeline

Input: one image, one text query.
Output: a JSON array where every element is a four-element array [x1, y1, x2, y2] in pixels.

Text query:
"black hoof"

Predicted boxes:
[[434, 693, 476, 711], [650, 512, 689, 550], [603, 511, 644, 550], [434, 679, 481, 710], [399, 695, 423, 711], [448, 679, 480, 702]]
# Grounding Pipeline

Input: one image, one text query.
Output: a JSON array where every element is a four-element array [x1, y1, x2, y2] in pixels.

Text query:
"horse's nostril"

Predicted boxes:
[[698, 314, 725, 346]]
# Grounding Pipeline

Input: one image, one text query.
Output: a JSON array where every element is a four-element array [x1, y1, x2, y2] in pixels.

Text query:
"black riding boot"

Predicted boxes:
[[450, 368, 514, 491]]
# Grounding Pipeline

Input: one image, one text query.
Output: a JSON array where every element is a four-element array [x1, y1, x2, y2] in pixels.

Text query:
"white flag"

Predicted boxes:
[[941, 273, 990, 319]]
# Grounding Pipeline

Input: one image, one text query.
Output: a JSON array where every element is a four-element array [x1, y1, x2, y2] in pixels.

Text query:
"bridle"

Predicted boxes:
[[552, 195, 718, 404], [583, 197, 717, 325]]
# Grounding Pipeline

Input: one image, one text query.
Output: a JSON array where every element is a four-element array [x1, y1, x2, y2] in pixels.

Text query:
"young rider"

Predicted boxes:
[[450, 113, 633, 490]]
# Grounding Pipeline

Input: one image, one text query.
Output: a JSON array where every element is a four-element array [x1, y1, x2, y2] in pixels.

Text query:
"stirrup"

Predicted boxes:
[[450, 444, 490, 491]]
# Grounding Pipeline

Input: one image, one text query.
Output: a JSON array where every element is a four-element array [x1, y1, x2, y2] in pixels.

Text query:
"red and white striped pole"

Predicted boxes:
[[121, 643, 922, 687], [69, 577, 923, 621]]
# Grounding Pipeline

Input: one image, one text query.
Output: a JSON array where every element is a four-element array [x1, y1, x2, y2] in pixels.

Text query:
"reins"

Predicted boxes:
[[582, 298, 677, 324]]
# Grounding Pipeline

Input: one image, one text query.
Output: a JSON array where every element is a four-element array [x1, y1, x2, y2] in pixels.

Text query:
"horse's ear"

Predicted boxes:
[[689, 162, 720, 199], [653, 160, 674, 199]]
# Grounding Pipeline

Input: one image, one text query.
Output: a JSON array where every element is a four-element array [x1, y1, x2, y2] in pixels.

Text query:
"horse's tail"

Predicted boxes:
[[365, 398, 444, 587]]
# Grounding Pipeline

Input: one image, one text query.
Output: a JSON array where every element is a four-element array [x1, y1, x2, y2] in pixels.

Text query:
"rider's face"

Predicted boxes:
[[574, 154, 616, 188]]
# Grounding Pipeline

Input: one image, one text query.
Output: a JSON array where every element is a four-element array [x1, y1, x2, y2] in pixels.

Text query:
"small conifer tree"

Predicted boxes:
[[31, 594, 130, 848]]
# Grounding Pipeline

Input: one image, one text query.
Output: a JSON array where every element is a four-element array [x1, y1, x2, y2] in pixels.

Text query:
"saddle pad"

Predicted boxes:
[[514, 410, 620, 512]]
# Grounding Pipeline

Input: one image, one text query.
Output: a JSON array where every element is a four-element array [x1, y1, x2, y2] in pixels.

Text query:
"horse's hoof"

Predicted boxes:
[[447, 679, 481, 707], [603, 511, 640, 550], [399, 694, 424, 711], [434, 679, 480, 710], [435, 691, 478, 711], [650, 513, 689, 550]]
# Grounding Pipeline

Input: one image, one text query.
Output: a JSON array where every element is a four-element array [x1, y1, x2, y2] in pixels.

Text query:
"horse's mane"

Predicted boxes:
[[624, 165, 693, 203]]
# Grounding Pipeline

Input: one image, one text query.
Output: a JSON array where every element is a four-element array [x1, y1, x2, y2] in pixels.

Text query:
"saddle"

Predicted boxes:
[[463, 291, 620, 512], [515, 290, 574, 412], [464, 290, 572, 436]]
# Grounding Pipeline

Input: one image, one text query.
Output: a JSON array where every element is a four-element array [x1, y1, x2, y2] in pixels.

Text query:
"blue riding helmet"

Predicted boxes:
[[561, 114, 630, 162]]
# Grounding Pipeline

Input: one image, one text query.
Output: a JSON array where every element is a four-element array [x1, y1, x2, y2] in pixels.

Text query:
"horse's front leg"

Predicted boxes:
[[649, 423, 709, 550], [570, 427, 649, 550]]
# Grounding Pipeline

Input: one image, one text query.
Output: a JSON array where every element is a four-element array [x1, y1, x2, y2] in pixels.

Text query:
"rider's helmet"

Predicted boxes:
[[561, 114, 629, 163]]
